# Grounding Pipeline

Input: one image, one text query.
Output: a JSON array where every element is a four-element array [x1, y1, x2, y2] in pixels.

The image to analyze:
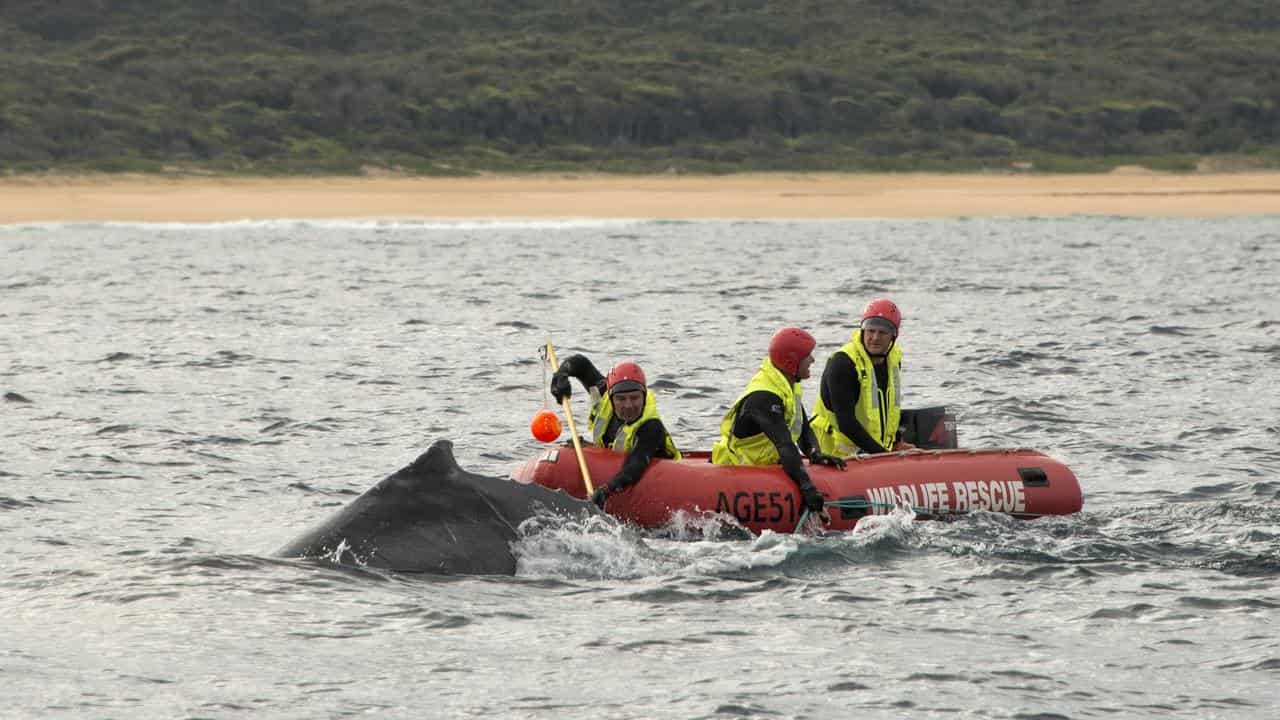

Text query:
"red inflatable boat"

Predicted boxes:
[[510, 445, 1083, 534]]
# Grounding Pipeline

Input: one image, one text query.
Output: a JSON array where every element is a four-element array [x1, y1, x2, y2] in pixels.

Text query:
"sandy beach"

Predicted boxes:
[[2, 171, 1279, 222]]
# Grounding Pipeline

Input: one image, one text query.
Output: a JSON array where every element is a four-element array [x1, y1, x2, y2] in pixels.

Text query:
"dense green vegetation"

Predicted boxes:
[[2, 0, 1279, 174]]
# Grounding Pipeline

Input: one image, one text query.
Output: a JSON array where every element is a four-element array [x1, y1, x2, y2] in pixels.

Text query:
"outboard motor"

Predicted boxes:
[[899, 406, 958, 449]]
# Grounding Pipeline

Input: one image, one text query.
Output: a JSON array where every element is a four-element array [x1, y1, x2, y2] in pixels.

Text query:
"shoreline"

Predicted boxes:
[[2, 171, 1279, 222]]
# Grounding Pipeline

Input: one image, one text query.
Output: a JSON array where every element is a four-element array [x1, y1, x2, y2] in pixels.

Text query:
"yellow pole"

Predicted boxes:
[[544, 342, 595, 495]]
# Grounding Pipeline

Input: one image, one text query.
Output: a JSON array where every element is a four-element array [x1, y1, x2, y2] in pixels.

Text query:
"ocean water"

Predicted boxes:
[[2, 216, 1278, 719]]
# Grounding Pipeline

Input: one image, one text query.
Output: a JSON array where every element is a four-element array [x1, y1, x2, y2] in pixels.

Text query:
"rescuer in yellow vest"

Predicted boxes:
[[810, 298, 918, 458], [712, 327, 847, 518], [550, 354, 681, 507]]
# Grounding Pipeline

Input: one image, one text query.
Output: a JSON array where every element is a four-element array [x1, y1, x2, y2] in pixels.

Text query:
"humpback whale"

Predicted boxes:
[[277, 439, 595, 574]]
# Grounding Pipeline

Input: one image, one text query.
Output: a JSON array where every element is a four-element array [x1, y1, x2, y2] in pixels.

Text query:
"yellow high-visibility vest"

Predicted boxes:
[[810, 330, 902, 457], [711, 358, 803, 465], [589, 388, 681, 459]]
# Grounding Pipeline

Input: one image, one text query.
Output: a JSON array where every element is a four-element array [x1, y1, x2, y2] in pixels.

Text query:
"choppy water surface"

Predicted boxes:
[[3, 217, 1278, 719]]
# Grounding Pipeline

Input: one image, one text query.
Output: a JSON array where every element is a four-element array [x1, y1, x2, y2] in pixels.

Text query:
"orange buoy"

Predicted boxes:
[[530, 409, 562, 442]]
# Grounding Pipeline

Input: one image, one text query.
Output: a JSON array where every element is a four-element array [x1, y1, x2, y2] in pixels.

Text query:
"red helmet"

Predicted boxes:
[[861, 298, 902, 336], [606, 361, 646, 395], [768, 327, 816, 376]]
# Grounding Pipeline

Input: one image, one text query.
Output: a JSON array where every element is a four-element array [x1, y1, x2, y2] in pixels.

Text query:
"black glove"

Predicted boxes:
[[549, 371, 571, 402], [590, 484, 611, 509], [797, 480, 825, 513], [808, 451, 846, 471]]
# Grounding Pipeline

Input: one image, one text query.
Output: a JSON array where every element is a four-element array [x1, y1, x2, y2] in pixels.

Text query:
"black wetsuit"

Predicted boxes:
[[556, 354, 677, 492], [727, 390, 820, 491], [817, 352, 893, 454]]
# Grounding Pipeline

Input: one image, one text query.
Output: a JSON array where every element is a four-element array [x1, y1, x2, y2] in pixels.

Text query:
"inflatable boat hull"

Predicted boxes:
[[511, 446, 1082, 533]]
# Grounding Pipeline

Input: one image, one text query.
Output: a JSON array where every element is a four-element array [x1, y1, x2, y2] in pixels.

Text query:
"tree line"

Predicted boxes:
[[1, 0, 1278, 174]]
